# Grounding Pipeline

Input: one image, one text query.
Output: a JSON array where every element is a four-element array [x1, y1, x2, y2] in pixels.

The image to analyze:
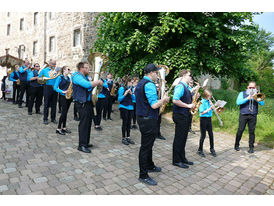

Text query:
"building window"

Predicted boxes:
[[33, 41, 38, 56], [34, 12, 38, 26], [7, 12, 10, 17], [20, 18, 24, 30], [49, 36, 55, 52], [19, 45, 25, 59], [7, 24, 11, 36], [73, 29, 81, 47]]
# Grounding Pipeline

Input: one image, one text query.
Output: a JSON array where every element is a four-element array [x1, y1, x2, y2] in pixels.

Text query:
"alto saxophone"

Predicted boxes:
[[190, 83, 202, 115], [65, 79, 73, 99]]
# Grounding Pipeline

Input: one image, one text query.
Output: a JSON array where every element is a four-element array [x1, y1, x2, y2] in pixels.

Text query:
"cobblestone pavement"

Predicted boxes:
[[0, 100, 273, 195]]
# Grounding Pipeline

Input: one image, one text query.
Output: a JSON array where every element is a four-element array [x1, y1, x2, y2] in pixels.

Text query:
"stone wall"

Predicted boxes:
[[0, 12, 99, 71]]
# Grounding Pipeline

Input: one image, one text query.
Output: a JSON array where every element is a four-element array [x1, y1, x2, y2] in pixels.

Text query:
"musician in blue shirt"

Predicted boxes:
[[9, 64, 20, 104], [118, 77, 136, 145], [135, 63, 169, 186], [188, 80, 196, 134], [54, 66, 72, 135], [103, 72, 114, 120], [234, 81, 265, 153], [72, 62, 103, 153], [197, 89, 216, 157], [18, 59, 32, 108], [93, 72, 108, 131], [130, 77, 139, 130], [38, 59, 59, 125], [172, 70, 195, 169], [27, 63, 43, 115]]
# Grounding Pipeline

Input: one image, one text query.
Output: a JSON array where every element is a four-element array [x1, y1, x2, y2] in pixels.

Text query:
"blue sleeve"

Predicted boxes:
[[199, 102, 207, 113], [74, 74, 92, 89], [173, 84, 184, 100], [258, 100, 264, 106], [9, 72, 16, 82], [53, 76, 63, 94], [118, 87, 125, 102], [145, 82, 158, 106], [28, 71, 34, 80], [236, 92, 248, 105]]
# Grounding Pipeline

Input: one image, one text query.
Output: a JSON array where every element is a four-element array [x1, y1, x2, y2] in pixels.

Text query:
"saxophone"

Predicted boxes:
[[190, 79, 209, 115], [65, 78, 73, 99]]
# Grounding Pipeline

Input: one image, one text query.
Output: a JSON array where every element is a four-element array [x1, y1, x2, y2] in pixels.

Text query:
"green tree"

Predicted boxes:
[[92, 12, 258, 82]]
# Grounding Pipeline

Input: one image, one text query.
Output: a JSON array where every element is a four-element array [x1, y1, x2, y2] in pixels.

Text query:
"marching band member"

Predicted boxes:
[[54, 66, 72, 135], [155, 80, 166, 140], [72, 62, 103, 153], [130, 77, 138, 130], [234, 81, 265, 153], [9, 65, 20, 104], [197, 89, 216, 157], [103, 72, 114, 121], [188, 80, 195, 134], [118, 77, 135, 145], [93, 71, 107, 131], [135, 63, 169, 186], [18, 59, 31, 108], [28, 63, 43, 115], [38, 59, 58, 125], [172, 70, 195, 169]]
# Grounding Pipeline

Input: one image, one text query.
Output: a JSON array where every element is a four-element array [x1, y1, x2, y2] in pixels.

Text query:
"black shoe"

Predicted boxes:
[[122, 138, 129, 145], [94, 126, 103, 131], [132, 125, 138, 129], [127, 138, 135, 144], [43, 120, 49, 125], [56, 129, 66, 135], [51, 120, 57, 124], [197, 150, 206, 157], [147, 166, 162, 173], [18, 105, 22, 108], [189, 129, 196, 134], [87, 144, 93, 148], [138, 177, 157, 186], [234, 146, 240, 151], [28, 112, 32, 115], [36, 111, 42, 114], [107, 118, 112, 121], [173, 162, 189, 169], [62, 128, 71, 134], [210, 149, 217, 157], [183, 159, 194, 165], [248, 148, 254, 154], [74, 116, 80, 121], [78, 146, 91, 153], [156, 135, 166, 140]]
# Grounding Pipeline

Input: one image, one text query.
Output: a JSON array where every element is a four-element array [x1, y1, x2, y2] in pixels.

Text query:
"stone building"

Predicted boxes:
[[0, 12, 99, 70]]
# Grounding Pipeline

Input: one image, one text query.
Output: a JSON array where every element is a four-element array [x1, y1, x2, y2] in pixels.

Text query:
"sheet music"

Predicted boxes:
[[215, 100, 227, 108]]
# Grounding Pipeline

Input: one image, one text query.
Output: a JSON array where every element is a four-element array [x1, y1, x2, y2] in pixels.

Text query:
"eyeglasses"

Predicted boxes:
[[248, 87, 256, 89], [35, 66, 40, 67]]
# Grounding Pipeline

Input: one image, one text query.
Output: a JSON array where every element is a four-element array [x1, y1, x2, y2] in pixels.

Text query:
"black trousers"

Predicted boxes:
[[103, 95, 113, 119], [18, 81, 30, 106], [58, 93, 62, 112], [137, 116, 157, 179], [198, 117, 214, 151], [235, 114, 257, 148], [93, 98, 105, 126], [58, 95, 72, 129], [12, 83, 20, 103], [189, 115, 193, 130], [131, 103, 137, 125], [77, 101, 94, 147], [43, 85, 58, 121], [28, 86, 43, 113], [156, 114, 162, 137], [120, 108, 132, 138], [172, 112, 191, 164], [74, 101, 79, 118]]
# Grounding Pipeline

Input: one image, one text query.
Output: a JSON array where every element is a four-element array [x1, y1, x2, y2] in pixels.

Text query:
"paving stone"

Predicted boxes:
[[33, 177, 48, 184], [0, 185, 8, 192]]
